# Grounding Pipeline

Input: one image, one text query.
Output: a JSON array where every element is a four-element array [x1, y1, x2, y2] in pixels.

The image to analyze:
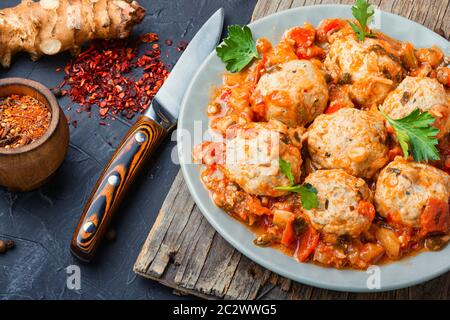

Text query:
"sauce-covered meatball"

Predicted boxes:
[[303, 170, 374, 237], [252, 60, 328, 127], [324, 34, 405, 107], [222, 121, 303, 197], [375, 158, 450, 228], [381, 76, 450, 138], [307, 108, 389, 179]]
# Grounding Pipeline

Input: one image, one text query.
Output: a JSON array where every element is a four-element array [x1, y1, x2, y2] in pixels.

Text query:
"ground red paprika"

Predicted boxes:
[[0, 95, 51, 149]]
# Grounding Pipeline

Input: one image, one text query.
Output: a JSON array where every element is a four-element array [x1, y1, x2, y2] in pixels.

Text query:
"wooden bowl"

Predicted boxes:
[[0, 78, 69, 192]]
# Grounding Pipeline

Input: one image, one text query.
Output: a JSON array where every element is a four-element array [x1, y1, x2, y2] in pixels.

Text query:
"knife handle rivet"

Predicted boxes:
[[107, 174, 120, 187], [82, 221, 96, 233], [135, 132, 146, 143]]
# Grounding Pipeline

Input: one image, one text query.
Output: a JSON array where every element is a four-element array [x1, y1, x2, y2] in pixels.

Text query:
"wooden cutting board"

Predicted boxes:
[[134, 0, 450, 300]]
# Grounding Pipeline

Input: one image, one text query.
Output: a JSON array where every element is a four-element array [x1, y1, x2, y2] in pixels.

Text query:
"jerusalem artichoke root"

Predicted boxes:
[[0, 0, 146, 68]]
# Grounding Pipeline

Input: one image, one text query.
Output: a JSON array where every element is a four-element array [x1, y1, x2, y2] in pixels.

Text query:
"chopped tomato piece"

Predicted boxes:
[[295, 45, 325, 60], [429, 70, 437, 79], [324, 101, 345, 114], [192, 142, 225, 165], [281, 217, 296, 246], [415, 46, 444, 69], [358, 201, 376, 222], [256, 38, 273, 55], [252, 101, 266, 121], [388, 147, 403, 161], [247, 196, 272, 217], [249, 55, 267, 88], [296, 227, 320, 262], [386, 211, 403, 225], [420, 198, 450, 237], [437, 67, 450, 87], [386, 125, 395, 135], [384, 215, 414, 238], [445, 157, 450, 169], [284, 24, 326, 60], [317, 19, 347, 42], [219, 89, 232, 103], [400, 42, 419, 71], [287, 24, 316, 48], [223, 72, 245, 86], [430, 104, 450, 139]]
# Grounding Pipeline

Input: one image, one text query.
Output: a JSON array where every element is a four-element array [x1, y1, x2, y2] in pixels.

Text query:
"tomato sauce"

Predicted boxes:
[[195, 19, 450, 270]]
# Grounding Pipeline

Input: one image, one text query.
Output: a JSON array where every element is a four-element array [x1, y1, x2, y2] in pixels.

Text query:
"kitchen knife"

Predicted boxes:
[[70, 8, 225, 262]]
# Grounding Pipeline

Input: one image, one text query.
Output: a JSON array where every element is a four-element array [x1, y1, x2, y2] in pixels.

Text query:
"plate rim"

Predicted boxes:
[[177, 4, 450, 293]]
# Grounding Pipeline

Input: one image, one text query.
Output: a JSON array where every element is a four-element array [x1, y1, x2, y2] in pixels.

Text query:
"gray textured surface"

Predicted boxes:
[[0, 0, 256, 300]]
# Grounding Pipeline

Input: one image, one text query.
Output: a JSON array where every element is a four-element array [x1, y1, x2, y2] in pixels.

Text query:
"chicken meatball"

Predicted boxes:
[[375, 158, 450, 228], [307, 108, 389, 179], [252, 60, 328, 127], [324, 34, 405, 107], [222, 120, 303, 197], [381, 76, 450, 138], [303, 170, 374, 237]]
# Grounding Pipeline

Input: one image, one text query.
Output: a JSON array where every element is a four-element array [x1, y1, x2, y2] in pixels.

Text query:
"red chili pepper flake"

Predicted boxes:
[[140, 33, 159, 43], [55, 67, 62, 72], [165, 39, 173, 46], [99, 108, 109, 117], [177, 40, 188, 52], [60, 33, 169, 121]]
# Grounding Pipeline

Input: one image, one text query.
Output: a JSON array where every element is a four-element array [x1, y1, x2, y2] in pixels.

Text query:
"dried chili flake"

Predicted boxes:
[[177, 40, 188, 52], [141, 33, 159, 43], [59, 33, 169, 122], [99, 108, 109, 117]]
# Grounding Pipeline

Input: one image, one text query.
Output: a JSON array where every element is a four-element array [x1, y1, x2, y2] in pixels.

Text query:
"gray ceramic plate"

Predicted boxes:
[[178, 4, 450, 292]]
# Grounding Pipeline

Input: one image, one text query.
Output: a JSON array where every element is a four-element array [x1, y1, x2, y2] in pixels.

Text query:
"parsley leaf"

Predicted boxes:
[[299, 184, 320, 210], [275, 184, 319, 210], [348, 0, 375, 41], [216, 25, 260, 73], [381, 108, 440, 162], [279, 159, 295, 186], [275, 159, 319, 210]]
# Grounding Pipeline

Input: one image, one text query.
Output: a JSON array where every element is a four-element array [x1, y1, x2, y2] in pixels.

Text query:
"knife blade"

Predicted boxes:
[[71, 8, 225, 262], [149, 8, 224, 120]]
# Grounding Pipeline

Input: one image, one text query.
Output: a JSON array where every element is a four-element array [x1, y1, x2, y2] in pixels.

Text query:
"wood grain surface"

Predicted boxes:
[[134, 0, 450, 300]]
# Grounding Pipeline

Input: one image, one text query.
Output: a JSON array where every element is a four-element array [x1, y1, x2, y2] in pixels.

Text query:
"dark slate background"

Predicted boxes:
[[0, 0, 256, 300]]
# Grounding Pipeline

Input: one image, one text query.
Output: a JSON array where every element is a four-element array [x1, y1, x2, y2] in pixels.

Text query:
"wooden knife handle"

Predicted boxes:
[[70, 115, 169, 262]]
